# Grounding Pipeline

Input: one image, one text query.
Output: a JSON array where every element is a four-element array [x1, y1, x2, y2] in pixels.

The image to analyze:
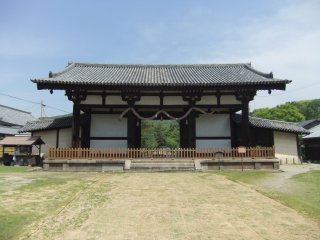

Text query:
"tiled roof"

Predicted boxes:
[[0, 126, 21, 135], [249, 116, 309, 134], [0, 136, 44, 146], [298, 119, 320, 130], [19, 114, 85, 133], [0, 105, 36, 126], [32, 62, 290, 88], [233, 115, 309, 134], [303, 130, 320, 139]]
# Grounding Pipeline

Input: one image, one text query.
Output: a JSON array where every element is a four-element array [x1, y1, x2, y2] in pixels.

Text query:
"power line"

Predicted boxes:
[[256, 81, 320, 98], [0, 91, 68, 113]]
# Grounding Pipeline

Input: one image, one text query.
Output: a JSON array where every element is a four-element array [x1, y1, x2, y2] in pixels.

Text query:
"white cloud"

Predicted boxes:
[[198, 0, 320, 109]]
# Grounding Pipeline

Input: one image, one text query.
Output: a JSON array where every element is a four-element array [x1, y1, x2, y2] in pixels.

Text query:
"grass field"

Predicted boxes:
[[217, 167, 320, 220], [0, 165, 319, 239]]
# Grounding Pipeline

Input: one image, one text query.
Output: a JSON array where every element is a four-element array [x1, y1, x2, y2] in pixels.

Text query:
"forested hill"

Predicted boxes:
[[251, 99, 320, 122]]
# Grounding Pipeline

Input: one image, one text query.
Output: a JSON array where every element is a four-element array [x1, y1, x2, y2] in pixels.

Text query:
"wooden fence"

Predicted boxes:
[[48, 147, 275, 160]]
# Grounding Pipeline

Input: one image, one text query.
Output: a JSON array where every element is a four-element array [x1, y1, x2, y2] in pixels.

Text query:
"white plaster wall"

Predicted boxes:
[[220, 95, 241, 105], [81, 95, 102, 105], [163, 96, 186, 105], [136, 96, 160, 105], [197, 96, 217, 105], [91, 114, 127, 137], [32, 130, 57, 157], [58, 128, 72, 148], [196, 139, 231, 148], [90, 140, 127, 148], [106, 96, 126, 105], [274, 131, 299, 164], [196, 114, 230, 137]]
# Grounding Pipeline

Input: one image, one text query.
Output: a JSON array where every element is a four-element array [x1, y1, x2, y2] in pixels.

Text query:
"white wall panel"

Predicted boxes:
[[91, 114, 127, 137], [90, 140, 127, 148], [197, 96, 217, 105], [196, 139, 231, 148], [32, 130, 57, 157], [106, 96, 126, 105], [220, 95, 241, 105], [274, 131, 298, 157], [58, 128, 72, 147], [136, 96, 160, 105], [81, 95, 102, 105], [196, 114, 230, 137], [163, 96, 186, 105]]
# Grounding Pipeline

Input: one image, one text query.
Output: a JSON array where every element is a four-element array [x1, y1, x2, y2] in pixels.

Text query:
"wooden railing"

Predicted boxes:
[[48, 146, 275, 160]]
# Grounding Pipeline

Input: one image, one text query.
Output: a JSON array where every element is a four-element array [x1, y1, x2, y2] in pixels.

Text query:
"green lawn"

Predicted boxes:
[[0, 166, 29, 172], [0, 172, 91, 240], [217, 169, 320, 221]]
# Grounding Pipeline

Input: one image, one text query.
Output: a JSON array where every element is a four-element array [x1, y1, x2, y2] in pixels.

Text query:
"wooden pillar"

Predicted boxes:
[[179, 119, 187, 148], [127, 111, 136, 148], [72, 101, 81, 148], [241, 100, 250, 146], [135, 119, 141, 148], [66, 89, 87, 148], [81, 110, 91, 148], [236, 90, 256, 147], [186, 110, 196, 148]]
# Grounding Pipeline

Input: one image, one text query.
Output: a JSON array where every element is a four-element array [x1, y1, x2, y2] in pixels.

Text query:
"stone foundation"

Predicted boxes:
[[43, 158, 279, 171]]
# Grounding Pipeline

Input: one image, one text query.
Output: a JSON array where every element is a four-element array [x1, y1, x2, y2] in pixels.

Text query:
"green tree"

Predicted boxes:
[[141, 120, 180, 148], [251, 104, 305, 122], [288, 99, 320, 120]]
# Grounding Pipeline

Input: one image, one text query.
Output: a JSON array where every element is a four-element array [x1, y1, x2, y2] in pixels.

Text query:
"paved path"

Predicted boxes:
[[23, 172, 320, 240]]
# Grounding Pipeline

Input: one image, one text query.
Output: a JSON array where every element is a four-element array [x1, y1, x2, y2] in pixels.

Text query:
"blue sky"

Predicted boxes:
[[0, 0, 319, 117]]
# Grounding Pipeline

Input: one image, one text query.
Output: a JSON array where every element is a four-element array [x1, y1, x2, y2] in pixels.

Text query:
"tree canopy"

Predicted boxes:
[[251, 99, 320, 122], [141, 120, 180, 148]]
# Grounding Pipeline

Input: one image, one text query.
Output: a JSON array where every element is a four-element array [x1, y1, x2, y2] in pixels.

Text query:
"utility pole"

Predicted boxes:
[[40, 100, 47, 118]]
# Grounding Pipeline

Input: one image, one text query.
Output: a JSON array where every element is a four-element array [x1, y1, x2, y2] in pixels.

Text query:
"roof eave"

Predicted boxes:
[[34, 81, 290, 91]]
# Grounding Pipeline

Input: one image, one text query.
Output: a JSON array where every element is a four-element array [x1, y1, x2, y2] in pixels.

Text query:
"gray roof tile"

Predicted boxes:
[[32, 62, 290, 88], [249, 116, 309, 134], [0, 105, 36, 126], [19, 114, 85, 133], [303, 129, 320, 139]]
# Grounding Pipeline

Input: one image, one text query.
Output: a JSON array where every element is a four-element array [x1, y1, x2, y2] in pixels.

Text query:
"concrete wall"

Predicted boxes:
[[274, 131, 299, 164], [196, 114, 231, 148]]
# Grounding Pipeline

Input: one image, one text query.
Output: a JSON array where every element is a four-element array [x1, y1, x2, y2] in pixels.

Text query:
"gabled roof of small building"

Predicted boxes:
[[32, 62, 290, 90], [298, 119, 320, 130], [233, 115, 309, 134], [0, 125, 21, 135], [0, 136, 44, 146], [249, 116, 309, 134], [0, 104, 36, 127], [303, 129, 320, 139], [19, 114, 85, 133]]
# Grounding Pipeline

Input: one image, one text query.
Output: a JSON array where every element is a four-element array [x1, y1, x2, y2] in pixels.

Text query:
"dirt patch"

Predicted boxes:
[[257, 164, 320, 190], [19, 172, 320, 240]]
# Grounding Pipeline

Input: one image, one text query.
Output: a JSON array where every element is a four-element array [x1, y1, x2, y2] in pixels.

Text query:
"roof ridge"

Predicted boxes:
[[0, 104, 32, 114], [72, 62, 251, 68], [250, 116, 299, 125]]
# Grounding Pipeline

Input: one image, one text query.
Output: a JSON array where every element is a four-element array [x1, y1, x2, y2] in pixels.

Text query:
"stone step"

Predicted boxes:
[[130, 162, 195, 171]]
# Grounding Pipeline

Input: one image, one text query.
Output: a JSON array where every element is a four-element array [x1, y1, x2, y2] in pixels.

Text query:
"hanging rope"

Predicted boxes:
[[119, 107, 215, 121]]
